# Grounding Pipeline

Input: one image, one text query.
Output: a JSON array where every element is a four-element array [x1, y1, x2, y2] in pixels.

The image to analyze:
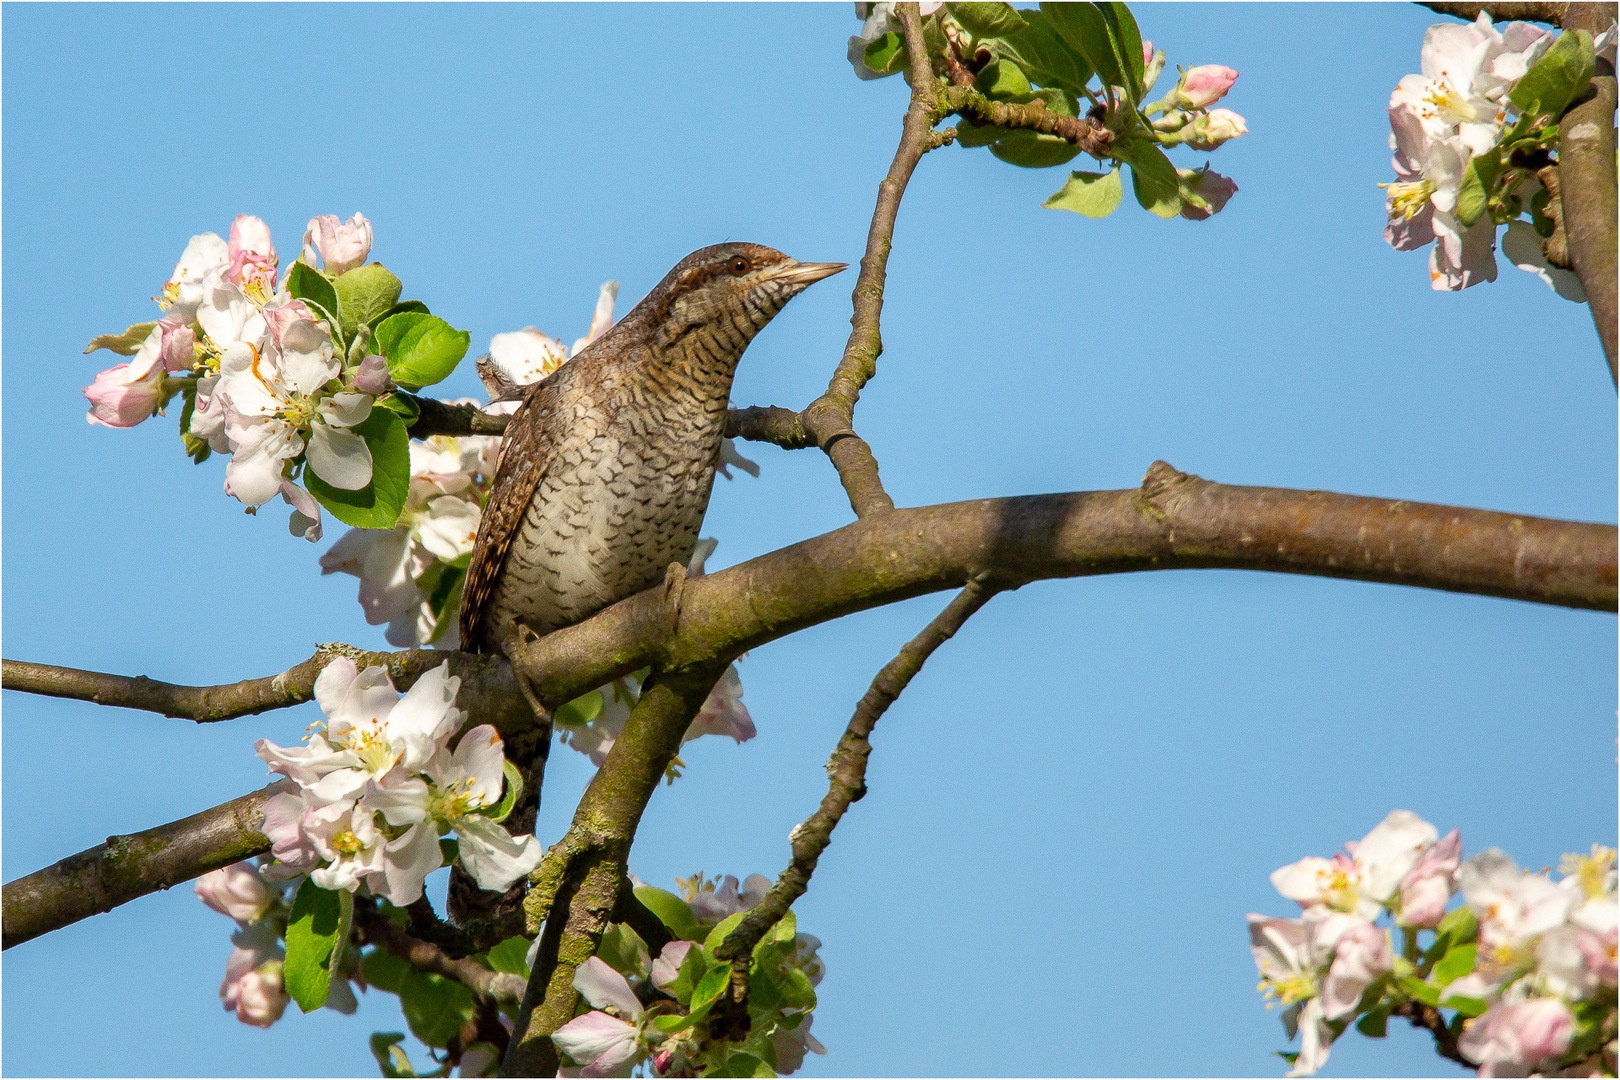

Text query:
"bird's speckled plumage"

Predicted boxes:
[[460, 242, 843, 653]]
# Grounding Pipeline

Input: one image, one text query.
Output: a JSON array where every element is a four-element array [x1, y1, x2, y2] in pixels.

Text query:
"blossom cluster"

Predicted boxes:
[[1381, 14, 1605, 295], [83, 212, 392, 541], [194, 861, 362, 1029], [849, 3, 1244, 221], [254, 658, 542, 906], [551, 872, 827, 1076], [1249, 810, 1617, 1077]]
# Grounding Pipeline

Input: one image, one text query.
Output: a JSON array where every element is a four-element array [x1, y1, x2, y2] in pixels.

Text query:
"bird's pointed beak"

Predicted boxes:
[[767, 260, 848, 286]]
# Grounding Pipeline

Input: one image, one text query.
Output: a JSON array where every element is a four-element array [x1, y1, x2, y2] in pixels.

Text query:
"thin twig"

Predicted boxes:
[[940, 84, 1114, 155], [355, 900, 527, 1006], [798, 1, 945, 518], [713, 576, 999, 1013]]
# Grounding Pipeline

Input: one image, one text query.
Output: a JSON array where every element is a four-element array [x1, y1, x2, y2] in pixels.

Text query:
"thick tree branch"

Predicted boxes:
[[724, 405, 815, 450], [1556, 3, 1618, 382], [503, 668, 724, 1077], [354, 900, 527, 1006], [1, 784, 282, 950], [1416, 1, 1569, 24], [5, 464, 1614, 947], [713, 576, 998, 1013], [403, 394, 512, 439]]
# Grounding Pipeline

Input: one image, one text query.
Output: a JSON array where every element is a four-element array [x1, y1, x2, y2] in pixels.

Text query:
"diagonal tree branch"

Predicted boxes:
[[1416, 1, 1569, 25], [1556, 2, 1618, 382], [5, 464, 1614, 948], [1, 784, 283, 950], [713, 576, 999, 1016]]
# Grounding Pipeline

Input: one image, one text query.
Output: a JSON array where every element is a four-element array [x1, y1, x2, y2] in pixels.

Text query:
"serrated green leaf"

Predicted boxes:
[[705, 911, 748, 955], [368, 299, 431, 338], [863, 31, 908, 76], [1122, 142, 1182, 217], [305, 407, 410, 528], [375, 312, 471, 390], [1432, 943, 1477, 987], [988, 8, 1093, 94], [287, 262, 341, 337], [1044, 167, 1124, 216], [1041, 2, 1124, 101], [949, 1, 1026, 37], [332, 263, 404, 344], [85, 321, 158, 356], [1509, 28, 1594, 118], [1399, 975, 1441, 1006], [776, 966, 817, 1012], [486, 935, 533, 977], [634, 885, 704, 943], [400, 970, 477, 1048], [284, 878, 343, 1011]]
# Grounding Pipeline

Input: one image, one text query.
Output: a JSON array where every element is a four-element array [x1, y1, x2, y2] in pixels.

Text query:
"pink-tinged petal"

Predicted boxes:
[[1179, 169, 1238, 221], [650, 940, 696, 988], [260, 791, 322, 871], [551, 1011, 640, 1072], [279, 480, 323, 543], [362, 772, 432, 827], [228, 214, 276, 263], [447, 724, 507, 805], [376, 822, 442, 906], [1353, 810, 1438, 902], [1321, 922, 1391, 1019], [354, 354, 393, 395], [571, 956, 642, 1017], [1176, 64, 1238, 109], [195, 862, 274, 923]]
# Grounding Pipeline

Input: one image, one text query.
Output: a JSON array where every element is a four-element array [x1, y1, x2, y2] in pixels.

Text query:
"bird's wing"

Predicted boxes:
[[460, 379, 557, 652]]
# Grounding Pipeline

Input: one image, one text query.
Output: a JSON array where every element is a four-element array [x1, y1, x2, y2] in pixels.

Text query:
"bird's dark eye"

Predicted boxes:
[[729, 257, 751, 274]]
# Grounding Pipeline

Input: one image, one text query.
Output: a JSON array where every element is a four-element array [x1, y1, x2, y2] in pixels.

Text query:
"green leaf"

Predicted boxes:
[[328, 888, 355, 994], [1043, 167, 1124, 216], [690, 963, 731, 1013], [375, 312, 471, 390], [287, 262, 341, 332], [1447, 994, 1489, 1018], [949, 2, 1026, 37], [863, 31, 908, 77], [367, 299, 431, 338], [375, 391, 421, 425], [554, 689, 604, 727], [362, 948, 413, 993], [1509, 28, 1595, 118], [1356, 1004, 1391, 1038], [775, 966, 817, 1012], [439, 837, 460, 866], [486, 935, 533, 977], [705, 911, 749, 955], [332, 263, 404, 345], [988, 129, 1085, 168], [1042, 3, 1121, 94], [370, 1032, 417, 1078], [989, 8, 1093, 94], [400, 970, 477, 1048], [84, 321, 157, 356], [598, 922, 651, 976], [664, 940, 714, 1008], [1433, 906, 1478, 954], [1121, 142, 1182, 217], [977, 57, 1033, 97], [284, 878, 343, 1011], [304, 406, 411, 528], [1432, 943, 1477, 987], [711, 1053, 774, 1078], [1399, 975, 1441, 1007], [767, 909, 797, 946], [177, 386, 212, 464], [1095, 1, 1145, 103], [634, 885, 703, 943]]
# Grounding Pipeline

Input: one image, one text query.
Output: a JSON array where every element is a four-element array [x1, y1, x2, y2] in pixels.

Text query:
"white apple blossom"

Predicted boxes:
[[1457, 849, 1579, 990], [551, 956, 657, 1076], [1502, 219, 1587, 302], [160, 232, 231, 324], [1247, 910, 1359, 1077], [1271, 810, 1440, 921], [682, 872, 773, 924], [571, 281, 621, 357], [1458, 994, 1574, 1075], [1320, 921, 1392, 1020], [1398, 827, 1462, 928], [848, 2, 943, 80], [227, 214, 278, 301]]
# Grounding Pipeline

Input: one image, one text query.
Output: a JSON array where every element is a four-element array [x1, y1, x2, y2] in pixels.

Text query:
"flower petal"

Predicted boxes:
[[571, 956, 642, 1016]]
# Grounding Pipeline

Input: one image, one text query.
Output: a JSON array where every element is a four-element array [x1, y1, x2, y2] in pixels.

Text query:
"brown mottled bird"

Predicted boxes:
[[459, 243, 845, 656]]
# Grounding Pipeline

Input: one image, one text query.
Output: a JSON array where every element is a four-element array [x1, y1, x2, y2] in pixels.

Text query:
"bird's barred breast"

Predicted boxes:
[[483, 394, 721, 641]]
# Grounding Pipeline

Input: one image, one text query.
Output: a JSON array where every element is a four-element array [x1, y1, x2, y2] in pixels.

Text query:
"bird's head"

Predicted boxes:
[[640, 242, 846, 350]]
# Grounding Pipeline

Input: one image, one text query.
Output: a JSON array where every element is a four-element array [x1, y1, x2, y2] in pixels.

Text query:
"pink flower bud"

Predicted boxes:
[[1175, 64, 1238, 109], [1322, 922, 1392, 1019], [1182, 108, 1248, 151], [227, 215, 278, 294], [303, 213, 373, 276], [1397, 828, 1461, 928], [84, 337, 166, 428], [233, 962, 289, 1028], [1141, 40, 1154, 66], [1460, 998, 1575, 1072], [195, 862, 274, 923], [354, 354, 393, 395], [158, 319, 196, 372], [262, 300, 315, 345], [1179, 169, 1239, 221]]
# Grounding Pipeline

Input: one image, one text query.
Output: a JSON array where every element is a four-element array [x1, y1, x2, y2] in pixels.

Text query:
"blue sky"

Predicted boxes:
[[3, 3, 1615, 1077]]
